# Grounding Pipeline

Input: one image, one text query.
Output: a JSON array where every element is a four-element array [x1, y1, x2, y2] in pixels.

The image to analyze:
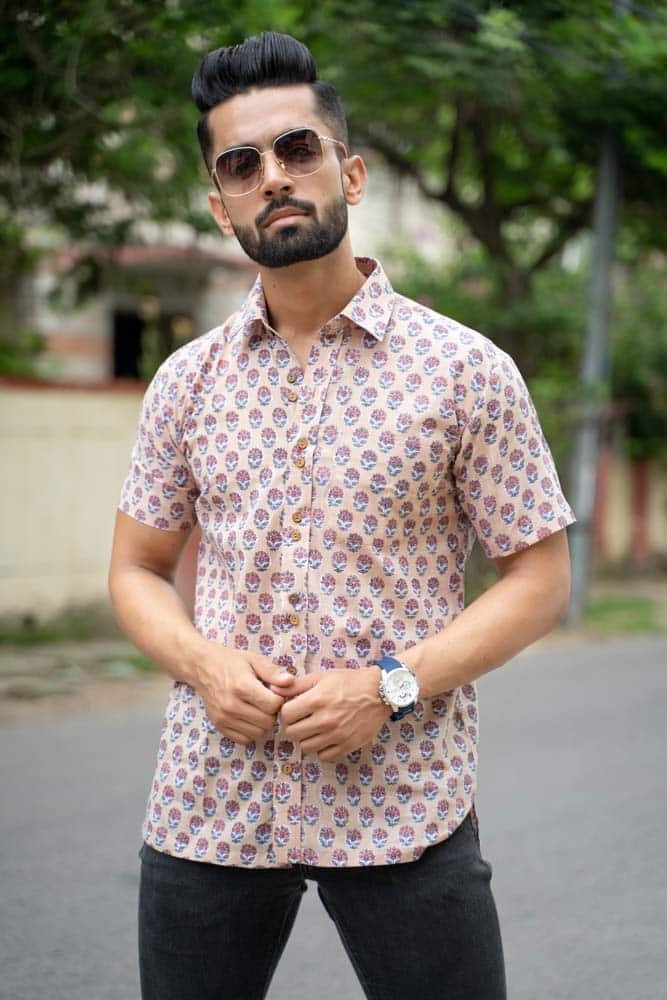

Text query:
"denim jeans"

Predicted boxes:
[[138, 811, 506, 1000]]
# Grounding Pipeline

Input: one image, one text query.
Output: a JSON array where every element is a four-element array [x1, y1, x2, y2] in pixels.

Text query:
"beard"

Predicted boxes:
[[229, 194, 349, 269]]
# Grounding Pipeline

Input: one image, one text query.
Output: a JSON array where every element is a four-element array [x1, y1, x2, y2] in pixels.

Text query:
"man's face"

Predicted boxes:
[[207, 85, 359, 269]]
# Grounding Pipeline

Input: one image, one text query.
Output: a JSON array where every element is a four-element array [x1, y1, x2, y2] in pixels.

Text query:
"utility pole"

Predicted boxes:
[[566, 0, 626, 624]]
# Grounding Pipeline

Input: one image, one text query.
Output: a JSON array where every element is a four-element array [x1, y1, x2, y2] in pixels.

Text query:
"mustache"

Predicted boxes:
[[255, 196, 316, 228]]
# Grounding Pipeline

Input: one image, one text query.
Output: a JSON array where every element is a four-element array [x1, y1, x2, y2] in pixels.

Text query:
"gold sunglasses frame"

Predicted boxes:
[[211, 127, 348, 197]]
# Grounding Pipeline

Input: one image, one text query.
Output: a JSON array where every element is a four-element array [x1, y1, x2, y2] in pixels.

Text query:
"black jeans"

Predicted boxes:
[[138, 812, 506, 1000]]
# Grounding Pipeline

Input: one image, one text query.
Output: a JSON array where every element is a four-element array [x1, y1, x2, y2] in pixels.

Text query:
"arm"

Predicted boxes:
[[173, 521, 201, 620], [275, 528, 571, 760], [108, 511, 284, 744], [402, 527, 571, 696]]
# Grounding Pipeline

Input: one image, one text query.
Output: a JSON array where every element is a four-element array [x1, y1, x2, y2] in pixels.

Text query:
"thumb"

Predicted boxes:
[[271, 673, 320, 697], [248, 653, 290, 686]]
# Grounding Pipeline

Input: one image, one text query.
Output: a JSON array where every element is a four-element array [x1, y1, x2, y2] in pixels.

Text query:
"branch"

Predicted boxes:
[[444, 101, 464, 200], [528, 200, 593, 272], [64, 30, 97, 115], [469, 110, 495, 211], [361, 123, 515, 268], [360, 125, 445, 202]]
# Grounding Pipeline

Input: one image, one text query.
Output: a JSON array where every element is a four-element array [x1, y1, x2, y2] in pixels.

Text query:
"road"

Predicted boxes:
[[1, 635, 665, 1000]]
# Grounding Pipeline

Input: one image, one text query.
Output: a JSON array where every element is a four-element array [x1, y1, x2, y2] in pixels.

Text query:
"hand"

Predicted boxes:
[[196, 646, 286, 745], [270, 667, 390, 761]]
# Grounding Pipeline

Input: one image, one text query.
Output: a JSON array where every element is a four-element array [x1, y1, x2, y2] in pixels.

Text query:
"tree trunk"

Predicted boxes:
[[630, 455, 651, 567], [494, 267, 533, 370]]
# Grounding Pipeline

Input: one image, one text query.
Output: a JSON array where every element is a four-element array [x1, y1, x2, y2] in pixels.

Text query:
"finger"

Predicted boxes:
[[249, 677, 286, 713], [248, 653, 292, 687], [269, 673, 298, 689], [277, 673, 320, 696], [208, 693, 278, 733], [280, 690, 323, 727], [240, 678, 285, 716], [282, 715, 323, 743], [269, 684, 295, 697], [299, 731, 343, 755], [236, 700, 281, 731], [268, 676, 318, 701]]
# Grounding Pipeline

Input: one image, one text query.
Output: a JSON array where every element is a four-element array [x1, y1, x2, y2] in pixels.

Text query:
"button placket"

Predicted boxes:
[[271, 333, 343, 866], [273, 366, 309, 864]]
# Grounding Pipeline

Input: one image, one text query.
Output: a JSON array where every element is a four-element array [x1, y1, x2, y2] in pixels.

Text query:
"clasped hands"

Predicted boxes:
[[198, 648, 390, 761]]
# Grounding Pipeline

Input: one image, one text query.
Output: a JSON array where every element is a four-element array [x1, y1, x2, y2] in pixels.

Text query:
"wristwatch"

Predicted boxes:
[[371, 655, 420, 721]]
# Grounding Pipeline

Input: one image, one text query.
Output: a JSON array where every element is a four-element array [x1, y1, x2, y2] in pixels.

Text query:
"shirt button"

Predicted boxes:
[[292, 511, 302, 524], [288, 390, 298, 402], [286, 664, 298, 676], [287, 372, 297, 384], [282, 763, 293, 775], [294, 456, 305, 468], [288, 613, 299, 626], [288, 593, 300, 605], [291, 529, 302, 541], [283, 741, 295, 754], [296, 436, 308, 450]]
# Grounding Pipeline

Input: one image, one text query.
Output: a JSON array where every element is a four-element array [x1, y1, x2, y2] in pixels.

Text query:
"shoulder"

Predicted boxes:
[[147, 312, 243, 400], [389, 291, 522, 386]]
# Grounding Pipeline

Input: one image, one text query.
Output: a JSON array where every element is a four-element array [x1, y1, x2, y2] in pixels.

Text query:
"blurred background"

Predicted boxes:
[[1, 6, 667, 1000], [1, 0, 666, 668]]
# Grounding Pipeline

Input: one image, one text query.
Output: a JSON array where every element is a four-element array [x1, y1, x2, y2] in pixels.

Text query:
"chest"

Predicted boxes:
[[182, 335, 460, 535]]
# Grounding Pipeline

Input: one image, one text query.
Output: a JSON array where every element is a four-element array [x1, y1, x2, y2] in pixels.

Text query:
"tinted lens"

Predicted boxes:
[[216, 146, 262, 194], [274, 128, 322, 176]]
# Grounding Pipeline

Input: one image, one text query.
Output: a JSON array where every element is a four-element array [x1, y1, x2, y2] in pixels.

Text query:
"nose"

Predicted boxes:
[[259, 149, 294, 198]]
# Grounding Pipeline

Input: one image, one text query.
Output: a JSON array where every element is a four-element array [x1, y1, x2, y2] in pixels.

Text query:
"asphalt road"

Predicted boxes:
[[1, 635, 665, 1000]]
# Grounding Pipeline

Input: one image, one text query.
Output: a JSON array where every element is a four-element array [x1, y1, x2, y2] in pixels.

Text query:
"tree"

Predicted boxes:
[[298, 0, 667, 368], [0, 0, 299, 335]]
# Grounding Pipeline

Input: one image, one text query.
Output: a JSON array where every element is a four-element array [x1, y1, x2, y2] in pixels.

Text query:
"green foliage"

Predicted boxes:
[[0, 0, 309, 274], [0, 604, 118, 644], [302, 0, 667, 260], [0, 329, 45, 376], [4, 0, 665, 270], [388, 242, 667, 465], [585, 593, 665, 634]]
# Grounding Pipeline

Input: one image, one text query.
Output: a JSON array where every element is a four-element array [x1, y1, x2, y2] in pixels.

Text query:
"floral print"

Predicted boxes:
[[120, 258, 574, 867]]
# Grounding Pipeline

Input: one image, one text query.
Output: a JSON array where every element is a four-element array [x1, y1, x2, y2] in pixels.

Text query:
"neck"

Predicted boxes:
[[258, 235, 366, 341]]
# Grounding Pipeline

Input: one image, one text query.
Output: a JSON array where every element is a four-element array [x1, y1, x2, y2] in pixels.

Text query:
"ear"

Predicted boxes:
[[341, 154, 367, 207], [208, 189, 235, 238]]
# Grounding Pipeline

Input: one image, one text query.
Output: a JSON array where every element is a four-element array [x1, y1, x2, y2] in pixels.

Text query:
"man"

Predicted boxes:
[[109, 31, 574, 1000]]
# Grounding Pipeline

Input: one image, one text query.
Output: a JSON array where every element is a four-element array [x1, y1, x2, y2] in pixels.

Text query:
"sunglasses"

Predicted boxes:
[[212, 126, 348, 197]]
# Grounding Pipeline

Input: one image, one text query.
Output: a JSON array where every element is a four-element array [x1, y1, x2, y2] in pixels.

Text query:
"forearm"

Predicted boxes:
[[403, 544, 570, 698], [109, 565, 207, 688]]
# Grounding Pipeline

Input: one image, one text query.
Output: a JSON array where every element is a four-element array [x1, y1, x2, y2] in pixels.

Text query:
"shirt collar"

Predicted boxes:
[[230, 257, 395, 343]]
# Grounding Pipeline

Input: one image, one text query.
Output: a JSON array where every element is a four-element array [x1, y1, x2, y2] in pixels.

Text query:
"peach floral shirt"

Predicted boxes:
[[120, 258, 574, 868]]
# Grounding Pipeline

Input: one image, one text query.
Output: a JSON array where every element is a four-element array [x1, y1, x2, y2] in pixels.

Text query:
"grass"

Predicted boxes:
[[584, 594, 665, 634], [0, 606, 123, 645], [95, 653, 158, 675]]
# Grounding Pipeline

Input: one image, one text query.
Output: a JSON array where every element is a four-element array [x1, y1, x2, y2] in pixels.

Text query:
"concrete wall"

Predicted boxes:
[[1, 384, 665, 618], [0, 383, 142, 616], [595, 447, 667, 566]]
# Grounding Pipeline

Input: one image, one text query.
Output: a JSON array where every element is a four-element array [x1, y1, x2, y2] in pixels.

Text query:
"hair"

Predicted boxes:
[[192, 32, 349, 172]]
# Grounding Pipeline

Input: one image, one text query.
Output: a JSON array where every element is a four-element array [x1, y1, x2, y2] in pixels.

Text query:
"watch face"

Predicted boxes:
[[385, 668, 418, 708]]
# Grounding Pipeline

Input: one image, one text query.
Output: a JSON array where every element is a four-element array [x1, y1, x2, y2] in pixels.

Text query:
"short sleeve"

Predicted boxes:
[[119, 361, 198, 532], [453, 351, 575, 558]]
